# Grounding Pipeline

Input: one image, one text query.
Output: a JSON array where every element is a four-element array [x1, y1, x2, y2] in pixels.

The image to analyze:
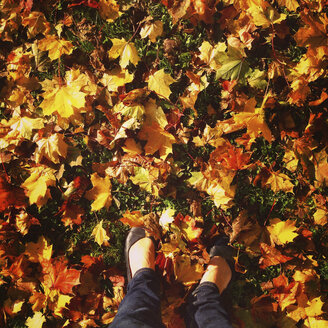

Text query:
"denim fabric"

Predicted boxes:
[[185, 282, 233, 328], [110, 269, 232, 328], [110, 268, 166, 328]]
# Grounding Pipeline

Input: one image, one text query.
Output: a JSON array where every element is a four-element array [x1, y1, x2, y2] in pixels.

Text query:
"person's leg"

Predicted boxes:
[[110, 234, 165, 328], [110, 268, 165, 328], [185, 256, 233, 328]]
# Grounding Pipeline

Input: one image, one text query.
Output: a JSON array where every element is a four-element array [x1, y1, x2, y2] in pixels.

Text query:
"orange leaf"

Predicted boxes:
[[259, 243, 293, 269], [42, 258, 81, 294]]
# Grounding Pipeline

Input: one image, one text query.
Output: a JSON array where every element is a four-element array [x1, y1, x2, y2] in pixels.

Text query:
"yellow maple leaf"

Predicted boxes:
[[112, 101, 145, 121], [85, 173, 112, 211], [108, 38, 140, 68], [122, 138, 143, 155], [101, 68, 134, 92], [304, 318, 328, 328], [276, 0, 299, 11], [233, 98, 273, 142], [305, 297, 324, 317], [173, 254, 204, 285], [138, 123, 175, 159], [266, 171, 294, 193], [26, 311, 46, 328], [35, 133, 68, 164], [21, 166, 56, 207], [54, 294, 72, 317], [130, 166, 161, 196], [144, 98, 168, 129], [10, 116, 44, 139], [99, 0, 121, 22], [267, 218, 298, 245], [91, 220, 110, 246], [247, 0, 286, 28], [119, 210, 144, 227], [40, 79, 86, 119], [283, 150, 298, 172], [313, 207, 328, 225], [198, 41, 226, 70], [140, 20, 163, 42], [38, 34, 73, 61], [25, 236, 53, 263], [148, 69, 176, 99]]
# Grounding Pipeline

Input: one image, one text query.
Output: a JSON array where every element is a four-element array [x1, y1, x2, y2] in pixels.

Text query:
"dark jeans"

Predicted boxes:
[[110, 268, 232, 328]]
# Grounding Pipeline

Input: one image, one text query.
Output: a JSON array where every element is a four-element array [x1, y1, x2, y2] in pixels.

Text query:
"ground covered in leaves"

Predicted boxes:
[[1, 0, 328, 327]]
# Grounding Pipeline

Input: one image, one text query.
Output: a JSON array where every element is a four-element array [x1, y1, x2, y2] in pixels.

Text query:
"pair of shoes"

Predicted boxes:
[[125, 227, 157, 282]]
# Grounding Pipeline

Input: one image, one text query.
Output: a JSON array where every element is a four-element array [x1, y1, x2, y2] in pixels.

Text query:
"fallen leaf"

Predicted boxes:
[[148, 69, 176, 99], [140, 20, 163, 42], [173, 254, 204, 285], [38, 34, 73, 60], [99, 0, 121, 22], [91, 220, 110, 246], [25, 236, 53, 262], [85, 173, 112, 211], [21, 166, 57, 207], [108, 38, 140, 68], [267, 218, 298, 245], [138, 123, 175, 159], [42, 258, 81, 294], [26, 311, 46, 328], [35, 133, 68, 164], [0, 175, 26, 211], [259, 243, 293, 269]]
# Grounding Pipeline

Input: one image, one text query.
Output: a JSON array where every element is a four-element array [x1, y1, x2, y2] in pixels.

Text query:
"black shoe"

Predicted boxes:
[[125, 227, 156, 282]]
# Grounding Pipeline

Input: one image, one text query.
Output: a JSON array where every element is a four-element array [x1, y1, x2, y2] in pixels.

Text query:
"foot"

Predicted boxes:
[[200, 256, 232, 294], [129, 237, 155, 278]]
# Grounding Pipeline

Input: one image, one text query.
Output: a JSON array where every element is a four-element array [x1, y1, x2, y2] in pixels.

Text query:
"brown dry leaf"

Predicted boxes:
[[22, 11, 51, 38], [0, 175, 26, 211], [276, 0, 299, 11], [271, 274, 301, 311], [99, 0, 121, 22], [166, 0, 191, 24], [267, 218, 298, 246], [91, 220, 110, 246], [85, 173, 112, 211]]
